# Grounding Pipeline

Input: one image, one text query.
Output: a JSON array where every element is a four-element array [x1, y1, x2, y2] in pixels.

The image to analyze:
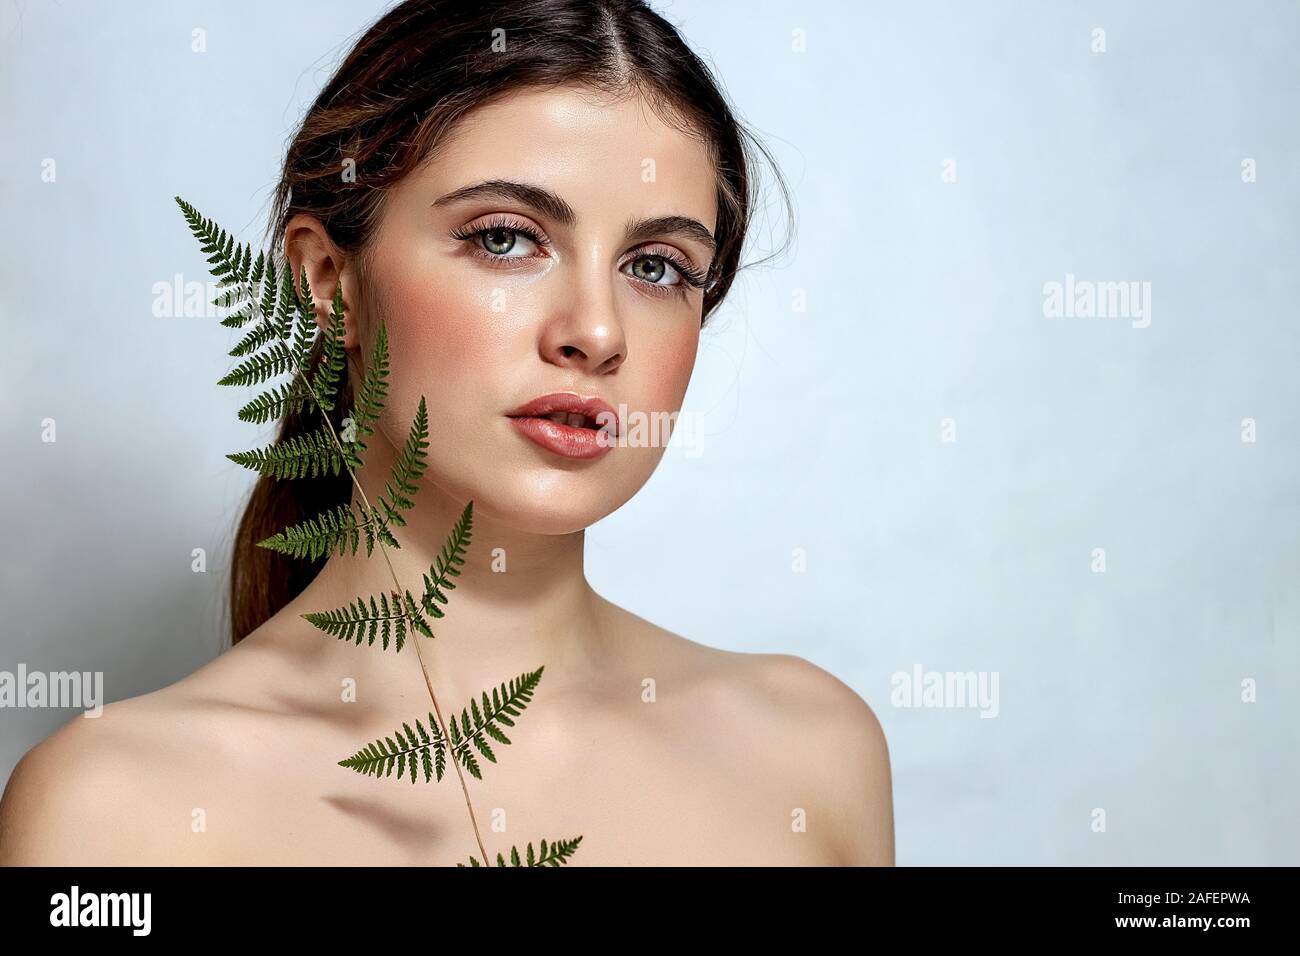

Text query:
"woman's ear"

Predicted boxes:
[[283, 212, 360, 351]]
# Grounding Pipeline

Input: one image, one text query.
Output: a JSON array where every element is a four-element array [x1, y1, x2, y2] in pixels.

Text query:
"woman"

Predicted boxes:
[[0, 0, 893, 866]]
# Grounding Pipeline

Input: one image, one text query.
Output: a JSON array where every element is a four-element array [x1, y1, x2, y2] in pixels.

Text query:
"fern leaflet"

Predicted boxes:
[[459, 837, 584, 867], [302, 587, 432, 652], [420, 499, 473, 620], [338, 714, 447, 784], [256, 501, 397, 559]]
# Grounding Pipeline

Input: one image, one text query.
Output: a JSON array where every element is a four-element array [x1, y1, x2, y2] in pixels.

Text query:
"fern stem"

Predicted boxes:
[[290, 303, 491, 866]]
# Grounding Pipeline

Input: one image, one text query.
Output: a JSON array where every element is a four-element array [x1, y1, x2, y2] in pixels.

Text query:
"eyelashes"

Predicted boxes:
[[449, 214, 547, 256], [450, 215, 710, 297], [635, 244, 711, 291]]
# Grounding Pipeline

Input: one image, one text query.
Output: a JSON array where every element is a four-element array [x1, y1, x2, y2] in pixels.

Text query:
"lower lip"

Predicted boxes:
[[507, 416, 614, 460]]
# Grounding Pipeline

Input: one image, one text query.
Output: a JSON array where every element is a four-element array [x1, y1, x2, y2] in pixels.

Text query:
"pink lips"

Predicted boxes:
[[506, 392, 619, 460]]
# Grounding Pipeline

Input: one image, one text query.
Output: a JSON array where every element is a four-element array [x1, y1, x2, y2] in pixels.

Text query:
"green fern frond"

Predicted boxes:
[[420, 499, 474, 620], [218, 255, 276, 329], [445, 667, 543, 780], [257, 256, 280, 322], [289, 265, 319, 375], [233, 269, 341, 422], [272, 262, 300, 344], [345, 669, 544, 786], [274, 261, 299, 343], [218, 256, 275, 329], [229, 314, 280, 357], [342, 323, 390, 465], [302, 588, 432, 652], [216, 266, 313, 388], [236, 379, 316, 424], [216, 242, 251, 288], [226, 423, 345, 479], [310, 285, 348, 413], [216, 339, 295, 387], [375, 396, 430, 527], [244, 249, 268, 298], [338, 714, 447, 784], [176, 199, 284, 335], [459, 836, 583, 867], [211, 249, 266, 310], [218, 252, 295, 342], [256, 501, 397, 560], [219, 302, 255, 329], [174, 196, 256, 293]]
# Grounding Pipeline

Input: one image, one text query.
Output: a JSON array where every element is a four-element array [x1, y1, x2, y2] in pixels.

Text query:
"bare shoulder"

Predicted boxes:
[[599, 599, 894, 865], [0, 697, 178, 864], [730, 652, 894, 865], [0, 643, 274, 866]]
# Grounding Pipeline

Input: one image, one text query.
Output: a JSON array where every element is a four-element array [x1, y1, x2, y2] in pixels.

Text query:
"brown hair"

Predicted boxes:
[[228, 0, 795, 645]]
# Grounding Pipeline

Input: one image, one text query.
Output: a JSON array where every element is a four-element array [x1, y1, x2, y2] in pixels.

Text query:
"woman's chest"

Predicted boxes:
[[193, 708, 838, 866]]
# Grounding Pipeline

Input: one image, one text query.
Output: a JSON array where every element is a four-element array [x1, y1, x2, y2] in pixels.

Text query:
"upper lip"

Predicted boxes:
[[507, 392, 620, 436]]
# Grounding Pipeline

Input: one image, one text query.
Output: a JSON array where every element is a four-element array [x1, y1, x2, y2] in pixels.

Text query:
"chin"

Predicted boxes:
[[419, 450, 636, 535], [466, 479, 633, 535]]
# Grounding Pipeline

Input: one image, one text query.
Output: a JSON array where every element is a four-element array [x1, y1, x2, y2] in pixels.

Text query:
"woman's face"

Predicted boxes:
[[358, 84, 717, 535]]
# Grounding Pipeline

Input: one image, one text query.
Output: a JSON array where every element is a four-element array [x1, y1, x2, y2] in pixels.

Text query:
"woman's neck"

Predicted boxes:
[[276, 475, 610, 710]]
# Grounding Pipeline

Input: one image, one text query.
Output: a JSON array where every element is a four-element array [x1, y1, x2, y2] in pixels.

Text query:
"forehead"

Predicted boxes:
[[409, 84, 717, 231]]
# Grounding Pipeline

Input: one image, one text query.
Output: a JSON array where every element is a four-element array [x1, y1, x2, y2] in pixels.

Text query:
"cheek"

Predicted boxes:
[[638, 321, 700, 410], [373, 259, 512, 400]]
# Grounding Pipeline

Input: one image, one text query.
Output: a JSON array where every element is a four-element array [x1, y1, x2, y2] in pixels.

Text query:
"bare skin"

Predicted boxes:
[[0, 84, 894, 866], [0, 596, 892, 866]]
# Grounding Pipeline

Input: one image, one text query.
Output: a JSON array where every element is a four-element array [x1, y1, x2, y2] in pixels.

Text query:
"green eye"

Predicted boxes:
[[481, 228, 517, 255], [624, 248, 709, 293], [451, 216, 549, 260], [631, 256, 667, 283]]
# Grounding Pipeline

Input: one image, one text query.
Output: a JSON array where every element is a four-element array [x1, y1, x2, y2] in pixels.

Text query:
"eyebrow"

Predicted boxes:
[[432, 179, 716, 257]]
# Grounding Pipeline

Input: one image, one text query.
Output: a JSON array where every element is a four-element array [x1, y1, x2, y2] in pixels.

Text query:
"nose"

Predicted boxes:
[[538, 257, 627, 375]]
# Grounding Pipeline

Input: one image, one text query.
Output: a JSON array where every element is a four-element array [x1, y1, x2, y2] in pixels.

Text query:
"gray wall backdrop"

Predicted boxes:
[[2, 0, 1296, 865]]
